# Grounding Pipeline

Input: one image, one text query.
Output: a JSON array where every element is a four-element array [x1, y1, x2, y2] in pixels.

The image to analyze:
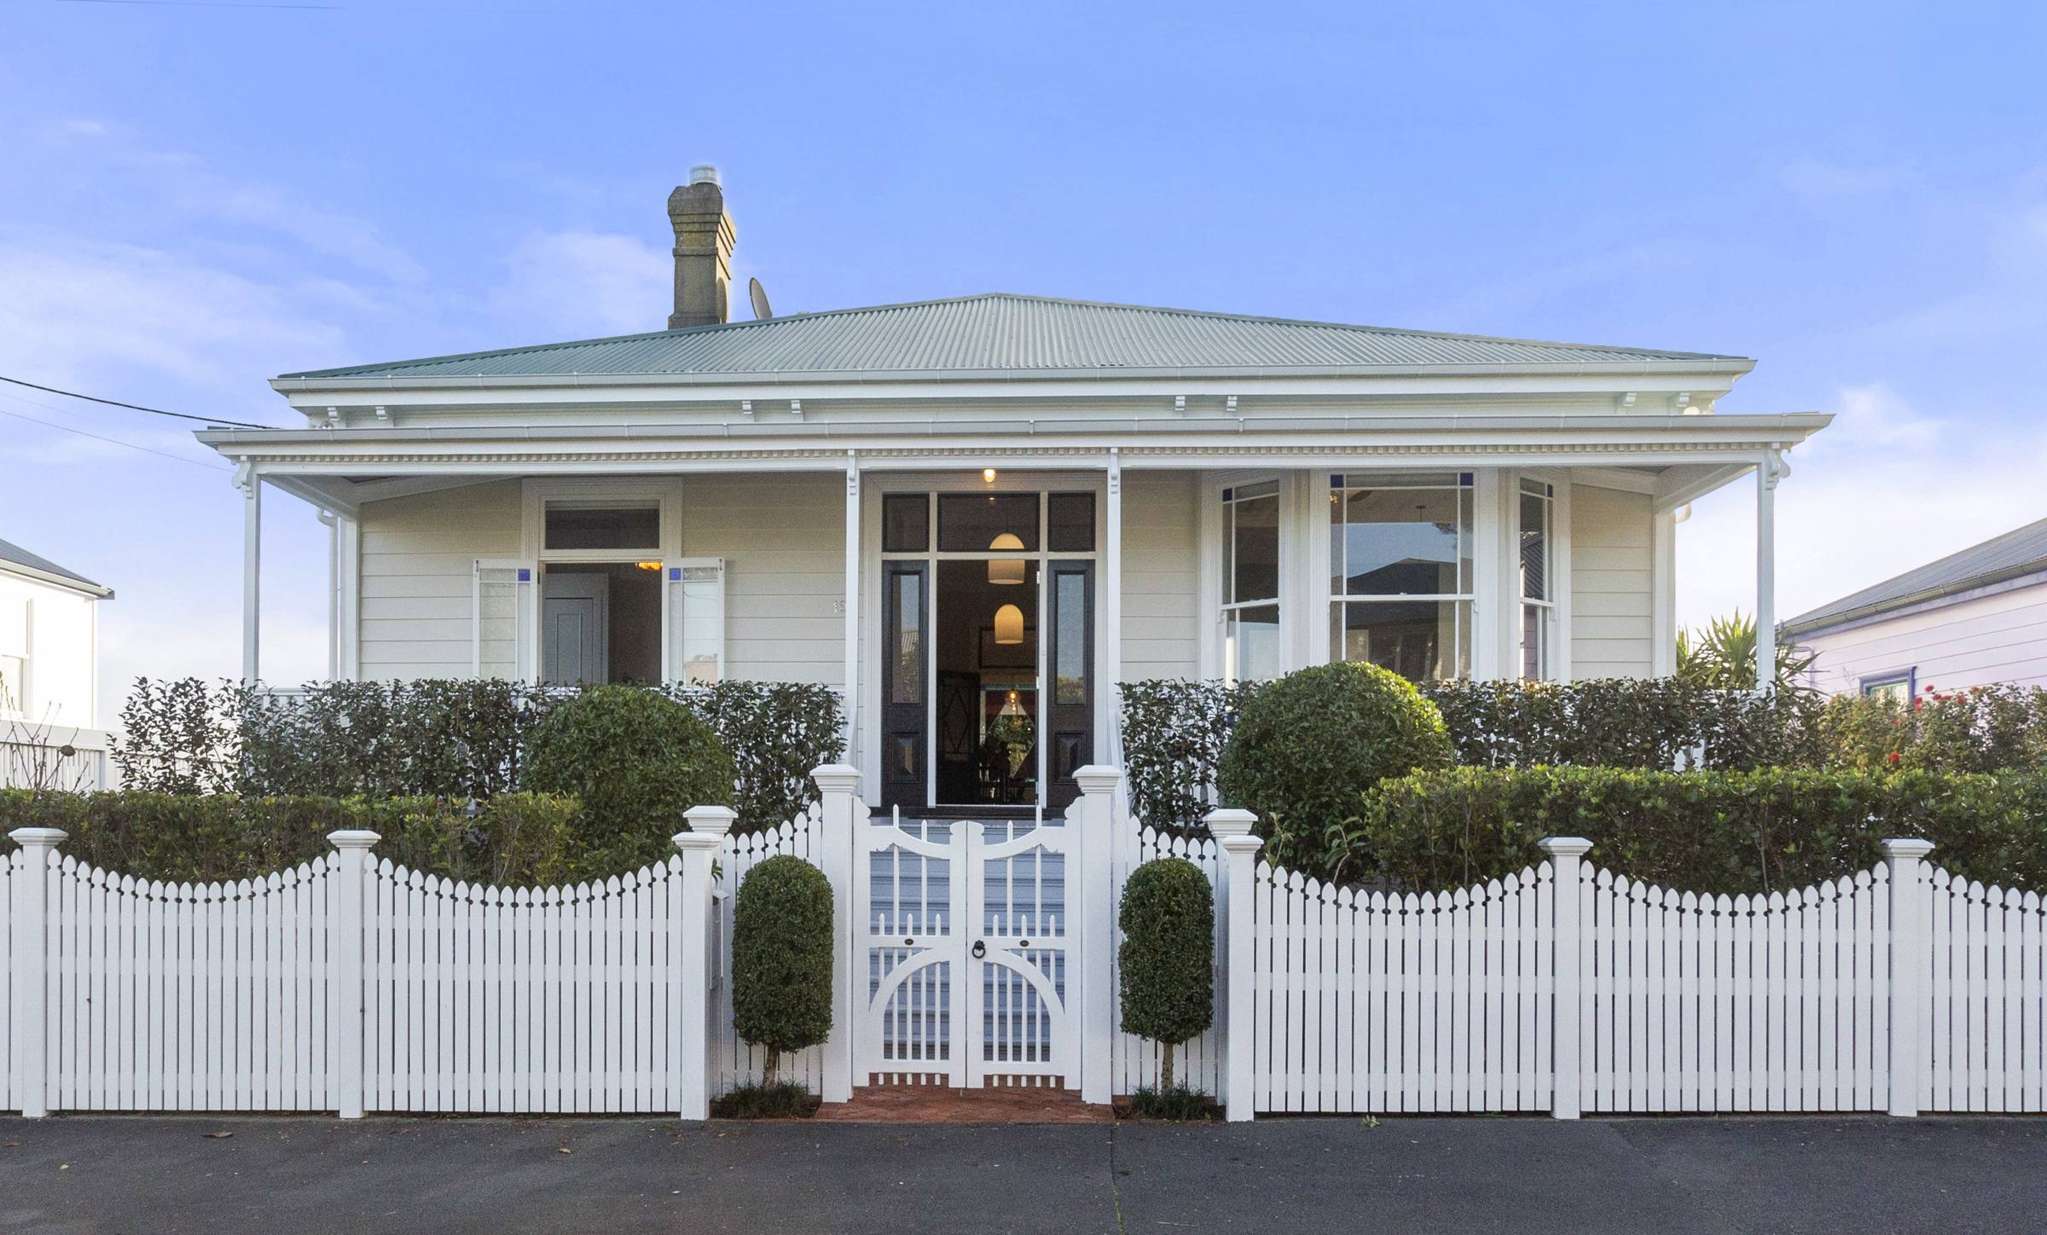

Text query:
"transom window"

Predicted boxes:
[[1221, 480, 1282, 684], [1329, 471, 1473, 681], [543, 503, 660, 552], [1519, 478, 1555, 680]]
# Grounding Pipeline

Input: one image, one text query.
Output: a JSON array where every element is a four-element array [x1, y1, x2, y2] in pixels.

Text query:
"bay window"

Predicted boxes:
[[1220, 480, 1282, 683], [1329, 472, 1473, 681]]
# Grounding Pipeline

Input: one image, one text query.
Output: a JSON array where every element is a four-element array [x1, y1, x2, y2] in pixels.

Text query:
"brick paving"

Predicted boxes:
[[811, 1084, 1113, 1124]]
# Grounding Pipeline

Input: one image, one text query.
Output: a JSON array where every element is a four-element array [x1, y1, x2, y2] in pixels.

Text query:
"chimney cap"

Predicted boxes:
[[688, 164, 722, 188]]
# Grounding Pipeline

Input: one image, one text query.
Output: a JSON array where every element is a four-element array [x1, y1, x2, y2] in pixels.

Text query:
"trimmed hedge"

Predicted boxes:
[[730, 855, 834, 1085], [0, 789, 587, 886], [1329, 766, 2047, 895], [524, 686, 735, 872], [1119, 678, 1257, 832], [1217, 663, 1453, 870], [113, 677, 845, 833], [1118, 857, 1215, 1090]]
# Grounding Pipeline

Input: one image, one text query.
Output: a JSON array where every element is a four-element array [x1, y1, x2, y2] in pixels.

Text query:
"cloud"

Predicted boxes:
[[494, 230, 673, 338], [1678, 384, 2047, 630]]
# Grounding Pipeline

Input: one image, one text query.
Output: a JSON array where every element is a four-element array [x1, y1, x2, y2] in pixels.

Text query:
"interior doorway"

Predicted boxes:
[[540, 563, 661, 685]]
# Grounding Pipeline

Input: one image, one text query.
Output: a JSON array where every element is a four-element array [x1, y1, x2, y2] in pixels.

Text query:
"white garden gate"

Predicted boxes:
[[855, 813, 1075, 1088]]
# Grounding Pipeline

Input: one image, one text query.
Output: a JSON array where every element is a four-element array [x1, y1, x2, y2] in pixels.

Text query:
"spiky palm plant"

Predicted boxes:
[[1675, 610, 1816, 689]]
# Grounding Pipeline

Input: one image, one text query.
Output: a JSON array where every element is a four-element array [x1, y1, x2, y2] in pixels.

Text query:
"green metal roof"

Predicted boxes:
[[277, 293, 1750, 382]]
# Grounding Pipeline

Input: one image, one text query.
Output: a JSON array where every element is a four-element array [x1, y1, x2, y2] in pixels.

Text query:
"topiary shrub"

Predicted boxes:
[[523, 685, 735, 871], [731, 855, 834, 1085], [1118, 857, 1214, 1090], [1217, 662, 1453, 872]]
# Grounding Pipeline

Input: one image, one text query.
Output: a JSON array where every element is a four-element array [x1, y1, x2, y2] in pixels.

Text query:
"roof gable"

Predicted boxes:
[[278, 292, 1749, 382]]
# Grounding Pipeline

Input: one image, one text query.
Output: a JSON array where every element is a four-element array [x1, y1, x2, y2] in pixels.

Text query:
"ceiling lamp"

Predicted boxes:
[[987, 532, 1026, 585], [993, 603, 1025, 645], [999, 689, 1027, 719]]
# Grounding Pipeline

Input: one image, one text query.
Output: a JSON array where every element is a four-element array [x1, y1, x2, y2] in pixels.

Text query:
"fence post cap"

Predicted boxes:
[[1203, 807, 1258, 838], [681, 804, 738, 838], [810, 764, 861, 794], [1880, 838, 1936, 860], [324, 829, 382, 851], [1537, 836, 1594, 858], [7, 826, 68, 847], [1072, 765, 1124, 795]]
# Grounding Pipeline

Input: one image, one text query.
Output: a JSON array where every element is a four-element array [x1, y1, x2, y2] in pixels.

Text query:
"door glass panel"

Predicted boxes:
[[1055, 570, 1087, 705], [938, 493, 1039, 552], [884, 494, 930, 553], [892, 572, 924, 704], [1047, 493, 1095, 552]]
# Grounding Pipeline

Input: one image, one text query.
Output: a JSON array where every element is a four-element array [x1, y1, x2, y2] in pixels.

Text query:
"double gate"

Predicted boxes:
[[856, 814, 1074, 1088]]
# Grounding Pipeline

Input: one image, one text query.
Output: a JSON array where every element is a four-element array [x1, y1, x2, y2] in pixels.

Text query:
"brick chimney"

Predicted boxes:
[[667, 165, 736, 329]]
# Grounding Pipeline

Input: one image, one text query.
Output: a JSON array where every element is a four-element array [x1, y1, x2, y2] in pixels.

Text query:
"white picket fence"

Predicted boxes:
[[1215, 824, 2047, 1119], [5, 809, 733, 1119]]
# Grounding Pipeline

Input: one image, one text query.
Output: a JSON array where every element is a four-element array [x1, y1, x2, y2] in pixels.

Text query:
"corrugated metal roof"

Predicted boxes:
[[278, 293, 1748, 381], [1783, 516, 2047, 636], [0, 536, 110, 595]]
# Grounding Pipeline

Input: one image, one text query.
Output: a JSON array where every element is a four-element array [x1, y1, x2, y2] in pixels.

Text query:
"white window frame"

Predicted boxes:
[[1218, 478, 1285, 685], [1328, 470, 1476, 681], [517, 478, 688, 683], [1517, 476, 1557, 681], [0, 596, 29, 717]]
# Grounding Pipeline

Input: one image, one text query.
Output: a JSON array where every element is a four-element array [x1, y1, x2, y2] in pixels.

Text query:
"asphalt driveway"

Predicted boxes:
[[3, 1113, 2044, 1234]]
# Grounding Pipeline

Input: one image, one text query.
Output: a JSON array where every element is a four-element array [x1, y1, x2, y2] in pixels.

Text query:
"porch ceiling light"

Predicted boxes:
[[993, 603, 1025, 645], [983, 468, 998, 483], [635, 561, 662, 572], [987, 533, 1026, 585]]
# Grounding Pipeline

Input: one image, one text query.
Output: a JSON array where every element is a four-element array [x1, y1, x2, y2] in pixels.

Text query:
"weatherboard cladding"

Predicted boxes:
[[1784, 516, 2047, 636], [278, 293, 1744, 382]]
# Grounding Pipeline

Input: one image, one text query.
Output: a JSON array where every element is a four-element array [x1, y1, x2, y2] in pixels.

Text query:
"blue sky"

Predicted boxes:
[[3, 0, 2044, 718]]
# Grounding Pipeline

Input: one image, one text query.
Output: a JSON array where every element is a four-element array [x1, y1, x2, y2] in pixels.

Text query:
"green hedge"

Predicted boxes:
[[113, 677, 845, 832], [1218, 663, 1453, 871], [1329, 766, 2047, 895], [731, 855, 834, 1085], [0, 789, 614, 886]]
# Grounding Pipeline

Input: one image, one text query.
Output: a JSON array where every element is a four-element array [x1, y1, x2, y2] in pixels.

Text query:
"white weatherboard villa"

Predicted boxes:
[[199, 167, 1829, 817]]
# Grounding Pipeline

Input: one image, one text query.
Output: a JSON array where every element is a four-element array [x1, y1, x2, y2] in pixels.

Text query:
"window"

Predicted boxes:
[[1047, 492, 1096, 552], [883, 494, 930, 553], [1861, 671, 1914, 703], [1518, 478, 1554, 680], [1221, 480, 1282, 683], [938, 493, 1039, 552], [543, 504, 659, 551], [0, 598, 27, 715], [1329, 472, 1473, 681]]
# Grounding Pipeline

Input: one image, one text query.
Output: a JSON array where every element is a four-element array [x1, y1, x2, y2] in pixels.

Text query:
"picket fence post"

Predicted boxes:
[[675, 805, 735, 1122], [325, 829, 380, 1120], [1206, 807, 1262, 1123], [9, 827, 67, 1118], [1073, 765, 1123, 1106], [811, 764, 861, 1104], [1538, 836, 1593, 1120], [1882, 837, 1935, 1118]]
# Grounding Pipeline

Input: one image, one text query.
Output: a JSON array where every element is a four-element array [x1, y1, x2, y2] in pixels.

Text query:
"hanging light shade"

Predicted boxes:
[[999, 689, 1026, 718], [987, 532, 1026, 585], [993, 602, 1025, 645]]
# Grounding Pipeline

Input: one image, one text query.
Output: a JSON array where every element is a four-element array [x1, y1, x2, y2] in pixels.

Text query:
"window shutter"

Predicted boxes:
[[473, 560, 531, 681], [667, 560, 725, 685]]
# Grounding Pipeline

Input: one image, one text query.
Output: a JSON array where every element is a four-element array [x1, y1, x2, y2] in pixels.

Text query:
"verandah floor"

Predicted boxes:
[[812, 1085, 1113, 1124]]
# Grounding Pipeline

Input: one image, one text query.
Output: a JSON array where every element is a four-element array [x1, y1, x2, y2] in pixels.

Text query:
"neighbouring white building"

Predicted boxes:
[[198, 167, 1829, 817], [1785, 515, 2047, 699], [0, 536, 114, 789]]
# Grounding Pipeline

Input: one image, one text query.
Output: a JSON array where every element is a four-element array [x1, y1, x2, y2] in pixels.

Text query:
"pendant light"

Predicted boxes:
[[987, 532, 1026, 585], [993, 602, 1025, 645], [999, 689, 1026, 718]]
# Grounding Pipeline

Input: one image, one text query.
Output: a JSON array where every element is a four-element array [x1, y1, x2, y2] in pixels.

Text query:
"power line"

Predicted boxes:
[[0, 375, 274, 430], [0, 405, 230, 472]]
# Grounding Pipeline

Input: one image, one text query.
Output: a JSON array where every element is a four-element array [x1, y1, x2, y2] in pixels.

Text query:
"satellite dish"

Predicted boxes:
[[748, 277, 774, 320]]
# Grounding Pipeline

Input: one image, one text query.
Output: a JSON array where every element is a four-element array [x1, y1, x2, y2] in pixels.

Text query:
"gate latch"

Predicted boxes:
[[971, 940, 987, 959]]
